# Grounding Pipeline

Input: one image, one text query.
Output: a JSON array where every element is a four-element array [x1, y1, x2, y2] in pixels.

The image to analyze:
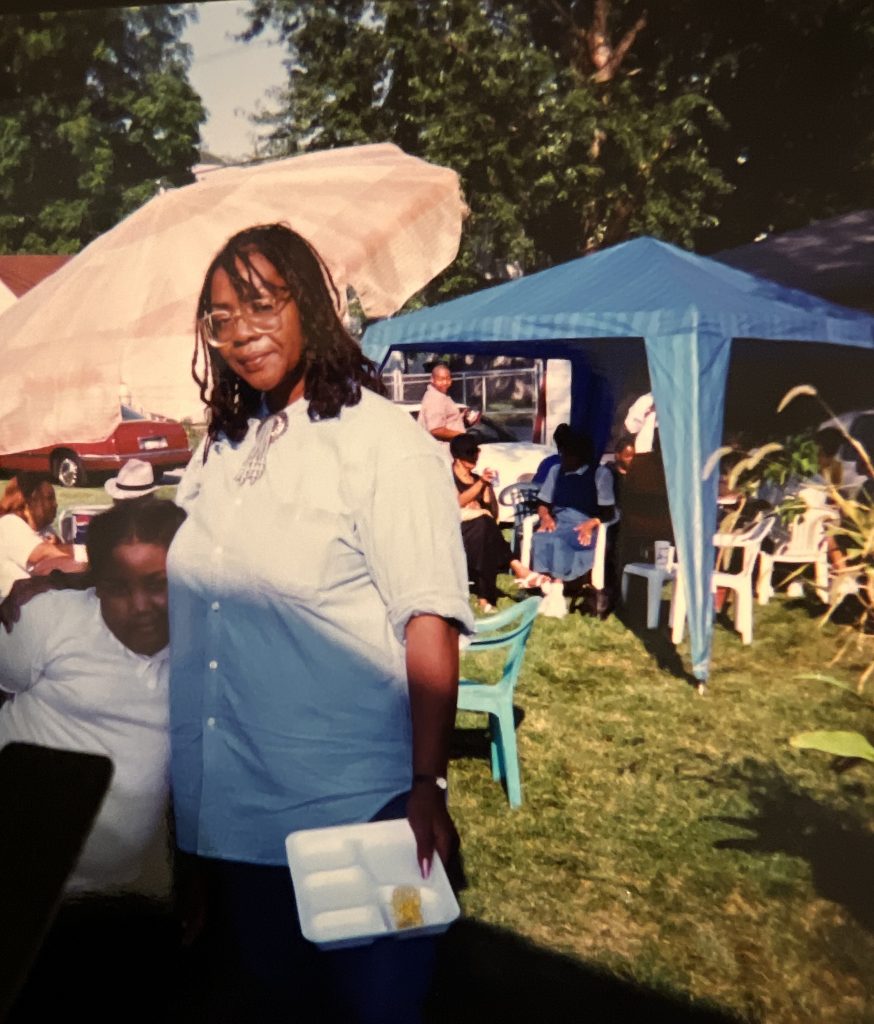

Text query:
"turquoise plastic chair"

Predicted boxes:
[[457, 597, 541, 808]]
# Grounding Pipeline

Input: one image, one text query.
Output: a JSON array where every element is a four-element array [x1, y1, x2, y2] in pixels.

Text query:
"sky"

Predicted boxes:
[[182, 1, 287, 162]]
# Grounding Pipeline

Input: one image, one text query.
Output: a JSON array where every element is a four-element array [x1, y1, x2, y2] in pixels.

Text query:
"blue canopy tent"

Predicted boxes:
[[362, 237, 874, 684]]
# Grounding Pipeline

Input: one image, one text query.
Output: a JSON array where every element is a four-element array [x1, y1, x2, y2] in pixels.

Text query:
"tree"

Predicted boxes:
[[0, 6, 205, 254], [244, 0, 729, 297], [525, 0, 874, 252], [247, 0, 874, 293]]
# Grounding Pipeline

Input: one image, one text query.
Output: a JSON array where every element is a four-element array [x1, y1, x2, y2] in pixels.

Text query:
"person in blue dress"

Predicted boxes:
[[531, 430, 611, 581]]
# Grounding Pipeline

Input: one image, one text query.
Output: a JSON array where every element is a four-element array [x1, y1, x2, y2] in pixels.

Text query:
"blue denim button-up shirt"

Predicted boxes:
[[167, 390, 473, 865]]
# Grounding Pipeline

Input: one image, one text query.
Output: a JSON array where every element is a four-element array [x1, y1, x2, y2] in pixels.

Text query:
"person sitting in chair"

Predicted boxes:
[[450, 433, 547, 612], [418, 362, 481, 444], [531, 430, 615, 583]]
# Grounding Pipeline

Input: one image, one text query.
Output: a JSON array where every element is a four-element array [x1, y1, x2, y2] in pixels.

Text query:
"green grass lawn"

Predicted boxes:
[[447, 585, 874, 1023], [41, 490, 874, 1020], [53, 483, 177, 514]]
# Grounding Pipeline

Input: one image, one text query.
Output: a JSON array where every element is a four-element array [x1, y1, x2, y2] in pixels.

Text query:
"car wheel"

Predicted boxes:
[[52, 451, 86, 488]]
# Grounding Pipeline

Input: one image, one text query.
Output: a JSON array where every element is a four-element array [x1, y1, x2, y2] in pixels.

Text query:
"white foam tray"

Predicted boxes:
[[285, 818, 460, 949]]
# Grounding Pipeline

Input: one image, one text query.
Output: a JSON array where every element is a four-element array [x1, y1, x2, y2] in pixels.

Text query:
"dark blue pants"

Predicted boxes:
[[197, 793, 436, 1023]]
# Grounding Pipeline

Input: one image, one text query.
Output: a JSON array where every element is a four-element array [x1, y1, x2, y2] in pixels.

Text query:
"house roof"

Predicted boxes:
[[0, 254, 73, 298]]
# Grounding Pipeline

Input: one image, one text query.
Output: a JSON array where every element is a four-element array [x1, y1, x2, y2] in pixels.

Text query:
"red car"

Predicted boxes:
[[0, 406, 192, 487]]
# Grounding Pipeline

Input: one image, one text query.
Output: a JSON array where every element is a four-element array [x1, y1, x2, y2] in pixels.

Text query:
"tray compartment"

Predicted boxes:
[[299, 865, 373, 914], [288, 833, 358, 873], [358, 839, 419, 886], [309, 904, 386, 946]]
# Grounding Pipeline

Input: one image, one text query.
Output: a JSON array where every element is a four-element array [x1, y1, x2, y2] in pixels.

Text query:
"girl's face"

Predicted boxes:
[[96, 541, 170, 656], [209, 250, 307, 410]]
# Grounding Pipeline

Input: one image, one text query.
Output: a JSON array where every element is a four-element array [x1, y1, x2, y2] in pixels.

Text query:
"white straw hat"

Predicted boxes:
[[104, 459, 158, 500]]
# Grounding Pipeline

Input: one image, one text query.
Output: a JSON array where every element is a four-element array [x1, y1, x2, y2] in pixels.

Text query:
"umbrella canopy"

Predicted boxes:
[[0, 280, 14, 317], [363, 236, 874, 682], [0, 143, 465, 446]]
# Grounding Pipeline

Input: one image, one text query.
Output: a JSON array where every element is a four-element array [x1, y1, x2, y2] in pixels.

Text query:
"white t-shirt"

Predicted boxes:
[[0, 589, 171, 897], [0, 514, 39, 600]]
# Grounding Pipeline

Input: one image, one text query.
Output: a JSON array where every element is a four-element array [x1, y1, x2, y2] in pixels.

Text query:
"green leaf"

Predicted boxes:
[[790, 731, 874, 763], [796, 672, 857, 694]]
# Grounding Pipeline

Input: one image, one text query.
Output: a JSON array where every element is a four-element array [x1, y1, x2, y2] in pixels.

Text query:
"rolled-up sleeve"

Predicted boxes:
[[357, 446, 474, 643]]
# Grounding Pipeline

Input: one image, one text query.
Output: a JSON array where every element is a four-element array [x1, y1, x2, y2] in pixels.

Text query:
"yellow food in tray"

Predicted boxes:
[[390, 885, 424, 929]]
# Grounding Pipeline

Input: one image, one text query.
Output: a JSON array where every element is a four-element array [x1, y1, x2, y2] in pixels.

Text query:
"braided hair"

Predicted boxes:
[[192, 223, 385, 446]]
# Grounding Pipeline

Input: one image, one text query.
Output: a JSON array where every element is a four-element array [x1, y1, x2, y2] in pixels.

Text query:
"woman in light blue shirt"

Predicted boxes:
[[169, 223, 473, 1022]]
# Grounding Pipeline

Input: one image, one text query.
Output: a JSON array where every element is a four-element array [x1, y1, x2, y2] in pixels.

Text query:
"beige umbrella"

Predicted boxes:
[[0, 279, 15, 317], [0, 143, 466, 450]]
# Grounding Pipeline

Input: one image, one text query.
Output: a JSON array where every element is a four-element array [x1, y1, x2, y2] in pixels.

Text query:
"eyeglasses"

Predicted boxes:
[[199, 293, 292, 348]]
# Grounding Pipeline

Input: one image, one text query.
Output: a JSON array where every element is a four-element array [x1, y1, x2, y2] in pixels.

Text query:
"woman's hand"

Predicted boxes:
[[1, 576, 54, 632], [537, 505, 556, 532], [575, 518, 601, 547], [406, 778, 459, 880]]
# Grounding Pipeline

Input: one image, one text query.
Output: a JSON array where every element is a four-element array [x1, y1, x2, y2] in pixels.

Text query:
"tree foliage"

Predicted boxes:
[[593, 0, 874, 253], [245, 0, 730, 297], [246, 0, 874, 297], [0, 6, 205, 254]]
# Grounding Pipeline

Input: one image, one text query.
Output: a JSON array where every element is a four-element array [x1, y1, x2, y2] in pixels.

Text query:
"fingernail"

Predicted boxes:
[[420, 857, 431, 880]]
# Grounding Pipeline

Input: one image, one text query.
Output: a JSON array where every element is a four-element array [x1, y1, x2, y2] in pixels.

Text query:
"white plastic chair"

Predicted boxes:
[[498, 482, 541, 560], [671, 516, 776, 646], [621, 546, 676, 629], [756, 506, 836, 606]]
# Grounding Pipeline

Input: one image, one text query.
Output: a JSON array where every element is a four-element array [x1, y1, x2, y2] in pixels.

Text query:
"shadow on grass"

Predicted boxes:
[[427, 918, 743, 1024], [712, 761, 874, 933], [613, 593, 698, 687]]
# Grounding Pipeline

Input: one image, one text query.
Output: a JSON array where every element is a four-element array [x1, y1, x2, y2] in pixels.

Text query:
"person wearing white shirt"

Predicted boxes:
[[624, 391, 658, 454], [0, 498, 185, 897], [0, 474, 74, 599]]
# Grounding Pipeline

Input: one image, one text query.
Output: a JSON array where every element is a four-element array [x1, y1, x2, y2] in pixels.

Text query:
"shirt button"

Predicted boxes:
[[206, 717, 216, 728], [234, 498, 242, 508], [146, 679, 157, 691], [214, 545, 223, 556], [209, 659, 218, 670], [211, 601, 220, 611]]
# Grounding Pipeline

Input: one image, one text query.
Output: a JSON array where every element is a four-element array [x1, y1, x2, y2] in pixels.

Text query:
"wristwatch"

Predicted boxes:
[[413, 773, 448, 791]]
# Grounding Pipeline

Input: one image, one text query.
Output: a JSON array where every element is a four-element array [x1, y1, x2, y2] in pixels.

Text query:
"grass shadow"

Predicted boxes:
[[427, 917, 744, 1024], [712, 760, 874, 933], [613, 596, 698, 687]]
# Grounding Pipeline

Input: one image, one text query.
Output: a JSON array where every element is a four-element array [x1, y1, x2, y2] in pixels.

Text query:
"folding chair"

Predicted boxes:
[[457, 597, 541, 808], [671, 516, 776, 645]]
